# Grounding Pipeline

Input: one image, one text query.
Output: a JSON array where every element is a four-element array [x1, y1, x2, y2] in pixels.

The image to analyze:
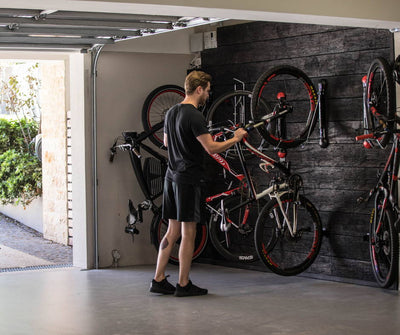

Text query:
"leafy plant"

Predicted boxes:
[[0, 148, 42, 205], [0, 118, 39, 154]]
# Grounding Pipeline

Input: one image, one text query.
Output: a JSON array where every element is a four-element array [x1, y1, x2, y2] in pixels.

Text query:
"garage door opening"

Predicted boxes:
[[0, 56, 75, 271]]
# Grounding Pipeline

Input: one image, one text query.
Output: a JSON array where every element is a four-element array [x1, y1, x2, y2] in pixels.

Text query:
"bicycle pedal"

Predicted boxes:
[[356, 197, 365, 204]]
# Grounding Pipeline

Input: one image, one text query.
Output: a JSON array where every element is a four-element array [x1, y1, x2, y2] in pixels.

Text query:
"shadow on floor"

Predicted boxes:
[[0, 213, 72, 271]]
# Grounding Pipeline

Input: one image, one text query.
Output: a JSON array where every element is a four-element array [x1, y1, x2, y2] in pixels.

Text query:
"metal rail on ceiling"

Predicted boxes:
[[0, 8, 217, 50]]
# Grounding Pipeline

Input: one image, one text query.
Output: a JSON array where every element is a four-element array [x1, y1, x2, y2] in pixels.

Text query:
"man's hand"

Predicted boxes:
[[233, 128, 248, 143]]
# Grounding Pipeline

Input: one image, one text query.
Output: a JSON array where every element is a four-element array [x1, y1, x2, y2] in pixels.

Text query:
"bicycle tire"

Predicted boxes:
[[206, 90, 270, 159], [151, 211, 208, 265], [251, 65, 318, 149], [208, 195, 265, 263], [254, 193, 322, 276], [369, 190, 398, 288], [142, 85, 185, 148], [364, 57, 396, 148]]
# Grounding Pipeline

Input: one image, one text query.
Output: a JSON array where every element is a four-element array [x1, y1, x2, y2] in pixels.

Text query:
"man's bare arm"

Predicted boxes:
[[196, 128, 247, 154]]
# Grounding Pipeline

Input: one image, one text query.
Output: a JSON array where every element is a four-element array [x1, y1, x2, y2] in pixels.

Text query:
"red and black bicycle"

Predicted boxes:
[[356, 55, 400, 288]]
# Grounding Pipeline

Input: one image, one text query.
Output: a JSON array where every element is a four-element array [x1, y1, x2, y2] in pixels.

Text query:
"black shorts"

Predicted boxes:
[[162, 179, 205, 223]]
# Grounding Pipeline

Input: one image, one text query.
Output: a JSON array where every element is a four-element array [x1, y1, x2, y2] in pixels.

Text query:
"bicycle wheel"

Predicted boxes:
[[369, 190, 398, 288], [254, 193, 322, 276], [251, 65, 318, 149], [208, 195, 264, 263], [206, 90, 270, 158], [142, 85, 185, 148], [364, 57, 396, 148], [151, 211, 208, 265]]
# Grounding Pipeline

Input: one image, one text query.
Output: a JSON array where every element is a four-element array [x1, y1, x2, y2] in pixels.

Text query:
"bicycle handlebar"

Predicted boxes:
[[208, 107, 291, 137], [111, 143, 142, 158], [355, 133, 375, 141], [110, 121, 166, 162], [209, 119, 267, 138], [355, 129, 400, 142]]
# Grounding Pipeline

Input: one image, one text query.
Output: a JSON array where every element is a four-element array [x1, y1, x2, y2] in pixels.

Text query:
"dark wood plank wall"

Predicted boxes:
[[199, 21, 394, 283]]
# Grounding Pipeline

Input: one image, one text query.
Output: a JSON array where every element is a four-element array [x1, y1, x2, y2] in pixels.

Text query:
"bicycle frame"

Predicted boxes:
[[123, 131, 167, 203], [370, 134, 400, 214]]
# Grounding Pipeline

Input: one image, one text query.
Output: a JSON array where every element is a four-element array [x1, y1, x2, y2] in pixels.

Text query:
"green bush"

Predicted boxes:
[[0, 117, 41, 205], [0, 118, 39, 154]]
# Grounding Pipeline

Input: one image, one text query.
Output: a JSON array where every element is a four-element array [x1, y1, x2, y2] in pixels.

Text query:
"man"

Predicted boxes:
[[150, 71, 247, 297]]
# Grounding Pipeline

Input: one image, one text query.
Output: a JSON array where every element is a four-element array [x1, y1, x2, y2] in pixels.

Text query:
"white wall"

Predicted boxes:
[[95, 51, 191, 267], [69, 52, 91, 269]]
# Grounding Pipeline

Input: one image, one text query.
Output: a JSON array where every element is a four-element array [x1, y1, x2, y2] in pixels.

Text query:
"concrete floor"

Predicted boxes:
[[0, 264, 399, 335]]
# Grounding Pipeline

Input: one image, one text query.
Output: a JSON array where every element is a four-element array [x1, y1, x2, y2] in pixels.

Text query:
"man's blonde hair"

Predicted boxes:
[[184, 71, 212, 95]]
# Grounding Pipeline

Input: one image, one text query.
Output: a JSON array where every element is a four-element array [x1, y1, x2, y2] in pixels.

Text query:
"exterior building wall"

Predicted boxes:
[[41, 61, 68, 245]]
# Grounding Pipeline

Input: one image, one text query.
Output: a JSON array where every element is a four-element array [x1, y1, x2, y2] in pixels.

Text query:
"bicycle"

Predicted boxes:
[[251, 65, 329, 149], [204, 118, 323, 275], [355, 55, 400, 288], [356, 124, 400, 288]]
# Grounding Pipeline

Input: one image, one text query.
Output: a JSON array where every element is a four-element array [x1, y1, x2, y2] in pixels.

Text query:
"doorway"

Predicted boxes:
[[0, 52, 81, 271]]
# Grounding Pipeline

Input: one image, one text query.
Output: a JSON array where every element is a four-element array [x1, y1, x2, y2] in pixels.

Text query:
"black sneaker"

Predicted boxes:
[[174, 280, 208, 297], [149, 276, 175, 295]]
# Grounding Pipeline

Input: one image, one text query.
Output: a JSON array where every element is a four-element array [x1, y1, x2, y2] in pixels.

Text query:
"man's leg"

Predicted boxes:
[[154, 219, 181, 282], [178, 221, 197, 287]]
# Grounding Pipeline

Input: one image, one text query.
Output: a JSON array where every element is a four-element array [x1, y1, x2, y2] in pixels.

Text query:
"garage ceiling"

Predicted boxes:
[[0, 8, 220, 50]]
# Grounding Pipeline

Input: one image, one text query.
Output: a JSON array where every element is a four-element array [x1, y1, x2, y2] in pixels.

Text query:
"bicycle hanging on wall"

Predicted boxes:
[[251, 65, 329, 149], [356, 55, 400, 288]]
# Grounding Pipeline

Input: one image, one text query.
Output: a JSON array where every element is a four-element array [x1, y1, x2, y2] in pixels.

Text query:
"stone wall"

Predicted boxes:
[[41, 61, 69, 245]]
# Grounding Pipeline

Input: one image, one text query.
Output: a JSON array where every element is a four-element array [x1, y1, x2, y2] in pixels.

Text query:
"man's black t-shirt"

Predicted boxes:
[[164, 103, 209, 185]]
